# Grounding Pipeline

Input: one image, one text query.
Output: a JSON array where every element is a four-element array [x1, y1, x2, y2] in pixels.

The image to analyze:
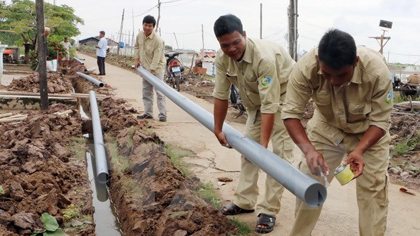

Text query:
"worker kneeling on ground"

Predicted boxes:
[[282, 29, 392, 236], [212, 14, 295, 234]]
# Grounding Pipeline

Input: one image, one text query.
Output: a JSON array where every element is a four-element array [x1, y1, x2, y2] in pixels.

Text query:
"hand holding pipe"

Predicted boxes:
[[136, 66, 327, 207]]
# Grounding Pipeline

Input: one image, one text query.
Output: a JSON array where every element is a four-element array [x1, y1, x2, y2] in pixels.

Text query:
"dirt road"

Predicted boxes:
[[79, 53, 420, 235]]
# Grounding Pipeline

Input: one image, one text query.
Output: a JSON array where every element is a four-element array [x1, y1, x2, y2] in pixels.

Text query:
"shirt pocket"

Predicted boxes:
[[348, 102, 371, 123], [313, 92, 333, 120], [240, 80, 260, 108]]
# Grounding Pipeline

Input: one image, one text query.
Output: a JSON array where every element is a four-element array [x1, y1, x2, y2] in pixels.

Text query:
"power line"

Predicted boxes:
[[161, 30, 200, 35], [134, 4, 158, 17], [263, 27, 288, 39]]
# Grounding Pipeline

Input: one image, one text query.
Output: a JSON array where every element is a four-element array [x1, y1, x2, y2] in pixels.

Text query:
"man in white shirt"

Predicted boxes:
[[60, 37, 71, 68], [95, 31, 107, 75]]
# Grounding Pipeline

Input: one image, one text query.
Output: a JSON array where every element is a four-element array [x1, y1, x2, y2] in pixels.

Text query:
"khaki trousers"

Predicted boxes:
[[290, 118, 390, 236], [234, 109, 294, 216], [142, 73, 166, 119]]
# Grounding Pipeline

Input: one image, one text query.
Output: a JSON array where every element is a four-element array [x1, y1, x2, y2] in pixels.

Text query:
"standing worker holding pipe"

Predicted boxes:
[[212, 14, 295, 234], [282, 29, 392, 235], [134, 15, 167, 122]]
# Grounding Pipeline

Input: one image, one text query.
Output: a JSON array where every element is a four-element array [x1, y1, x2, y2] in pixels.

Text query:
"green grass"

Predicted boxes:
[[164, 145, 192, 176], [392, 132, 420, 155], [104, 134, 132, 174], [121, 176, 143, 200], [394, 93, 420, 103], [197, 182, 221, 208], [67, 137, 87, 160], [229, 219, 253, 236]]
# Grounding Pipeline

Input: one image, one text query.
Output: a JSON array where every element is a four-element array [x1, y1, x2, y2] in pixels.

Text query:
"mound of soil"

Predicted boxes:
[[0, 104, 94, 235], [108, 127, 237, 236], [99, 97, 143, 135], [95, 96, 237, 235], [66, 59, 87, 76], [6, 72, 73, 94]]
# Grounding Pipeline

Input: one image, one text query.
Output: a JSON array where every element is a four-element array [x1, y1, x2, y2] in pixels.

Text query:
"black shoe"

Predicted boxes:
[[137, 114, 153, 119], [159, 117, 167, 122]]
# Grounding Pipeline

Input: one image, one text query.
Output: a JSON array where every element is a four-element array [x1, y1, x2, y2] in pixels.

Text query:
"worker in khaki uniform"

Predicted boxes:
[[282, 29, 392, 236], [212, 14, 295, 234], [134, 15, 167, 122]]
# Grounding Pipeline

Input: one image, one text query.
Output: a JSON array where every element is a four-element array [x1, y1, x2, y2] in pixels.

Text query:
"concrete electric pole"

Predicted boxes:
[[36, 0, 48, 110], [288, 0, 298, 61]]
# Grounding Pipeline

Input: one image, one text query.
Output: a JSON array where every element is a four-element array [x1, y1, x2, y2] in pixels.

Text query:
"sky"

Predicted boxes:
[[6, 0, 420, 64]]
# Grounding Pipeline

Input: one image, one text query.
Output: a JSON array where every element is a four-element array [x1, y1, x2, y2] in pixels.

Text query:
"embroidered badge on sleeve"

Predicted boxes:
[[259, 76, 272, 88], [385, 89, 393, 104]]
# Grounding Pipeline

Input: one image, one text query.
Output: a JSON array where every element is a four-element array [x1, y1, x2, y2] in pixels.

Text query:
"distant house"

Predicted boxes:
[[78, 36, 118, 48]]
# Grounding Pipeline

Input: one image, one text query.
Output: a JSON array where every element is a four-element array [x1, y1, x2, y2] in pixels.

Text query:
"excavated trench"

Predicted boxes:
[[1, 59, 240, 235]]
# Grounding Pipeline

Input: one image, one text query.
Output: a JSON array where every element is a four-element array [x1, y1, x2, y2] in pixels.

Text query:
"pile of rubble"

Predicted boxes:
[[0, 104, 94, 235], [7, 72, 73, 94]]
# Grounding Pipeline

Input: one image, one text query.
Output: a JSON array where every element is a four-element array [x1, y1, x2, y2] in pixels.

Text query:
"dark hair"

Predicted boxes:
[[318, 29, 357, 70], [213, 14, 243, 38], [100, 30, 105, 35], [143, 15, 156, 27], [64, 37, 68, 40]]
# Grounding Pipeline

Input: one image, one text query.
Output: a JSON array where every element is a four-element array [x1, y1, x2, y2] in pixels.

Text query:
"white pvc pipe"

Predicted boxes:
[[76, 72, 104, 87], [136, 66, 327, 207], [89, 90, 108, 183]]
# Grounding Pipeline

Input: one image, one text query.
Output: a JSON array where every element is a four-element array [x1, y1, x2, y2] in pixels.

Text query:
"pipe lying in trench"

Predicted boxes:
[[89, 90, 109, 183], [76, 72, 104, 87], [136, 67, 327, 207], [74, 57, 85, 65]]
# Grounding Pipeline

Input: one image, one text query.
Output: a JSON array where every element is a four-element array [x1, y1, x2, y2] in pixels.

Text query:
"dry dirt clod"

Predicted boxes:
[[11, 211, 37, 230]]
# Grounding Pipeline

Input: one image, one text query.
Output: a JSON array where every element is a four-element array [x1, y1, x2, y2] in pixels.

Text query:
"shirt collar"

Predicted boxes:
[[144, 31, 155, 39], [239, 38, 252, 64]]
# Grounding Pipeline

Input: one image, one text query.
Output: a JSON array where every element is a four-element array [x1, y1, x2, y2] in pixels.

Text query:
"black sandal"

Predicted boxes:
[[255, 213, 276, 234], [221, 203, 255, 215]]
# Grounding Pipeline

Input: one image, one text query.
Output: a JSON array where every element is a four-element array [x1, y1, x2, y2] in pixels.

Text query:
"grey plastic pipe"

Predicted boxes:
[[89, 90, 109, 183], [74, 57, 85, 65], [136, 67, 327, 207], [76, 72, 104, 87]]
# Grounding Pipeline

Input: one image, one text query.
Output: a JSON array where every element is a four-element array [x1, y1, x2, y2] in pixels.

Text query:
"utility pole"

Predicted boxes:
[[288, 0, 298, 61], [260, 3, 262, 39], [369, 30, 390, 55], [36, 0, 48, 110], [173, 32, 179, 50], [117, 9, 125, 58], [201, 24, 204, 49], [132, 9, 135, 55], [156, 0, 161, 32]]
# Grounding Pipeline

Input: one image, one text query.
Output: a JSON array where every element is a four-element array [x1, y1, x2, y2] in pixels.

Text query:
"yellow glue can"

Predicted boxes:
[[334, 164, 354, 185]]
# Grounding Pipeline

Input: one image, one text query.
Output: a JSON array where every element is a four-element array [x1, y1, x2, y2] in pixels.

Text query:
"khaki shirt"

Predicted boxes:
[[134, 30, 166, 75], [282, 46, 393, 145], [213, 38, 295, 115], [407, 74, 420, 84]]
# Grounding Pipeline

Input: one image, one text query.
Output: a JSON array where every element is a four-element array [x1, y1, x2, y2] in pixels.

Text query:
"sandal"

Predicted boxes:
[[255, 213, 276, 234], [221, 203, 255, 215]]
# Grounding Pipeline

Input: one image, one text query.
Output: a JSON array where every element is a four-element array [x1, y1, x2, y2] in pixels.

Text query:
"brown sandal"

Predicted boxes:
[[221, 203, 255, 215]]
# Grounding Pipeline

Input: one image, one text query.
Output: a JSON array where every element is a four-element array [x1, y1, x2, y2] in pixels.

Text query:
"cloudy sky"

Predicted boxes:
[[7, 0, 420, 64]]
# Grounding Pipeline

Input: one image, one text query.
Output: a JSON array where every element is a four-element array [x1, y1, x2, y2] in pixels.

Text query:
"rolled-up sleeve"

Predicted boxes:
[[281, 64, 313, 120], [368, 71, 393, 131], [213, 55, 231, 100], [256, 59, 280, 114]]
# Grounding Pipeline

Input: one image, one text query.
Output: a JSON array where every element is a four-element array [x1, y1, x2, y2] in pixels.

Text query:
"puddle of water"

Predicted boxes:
[[86, 138, 122, 236]]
